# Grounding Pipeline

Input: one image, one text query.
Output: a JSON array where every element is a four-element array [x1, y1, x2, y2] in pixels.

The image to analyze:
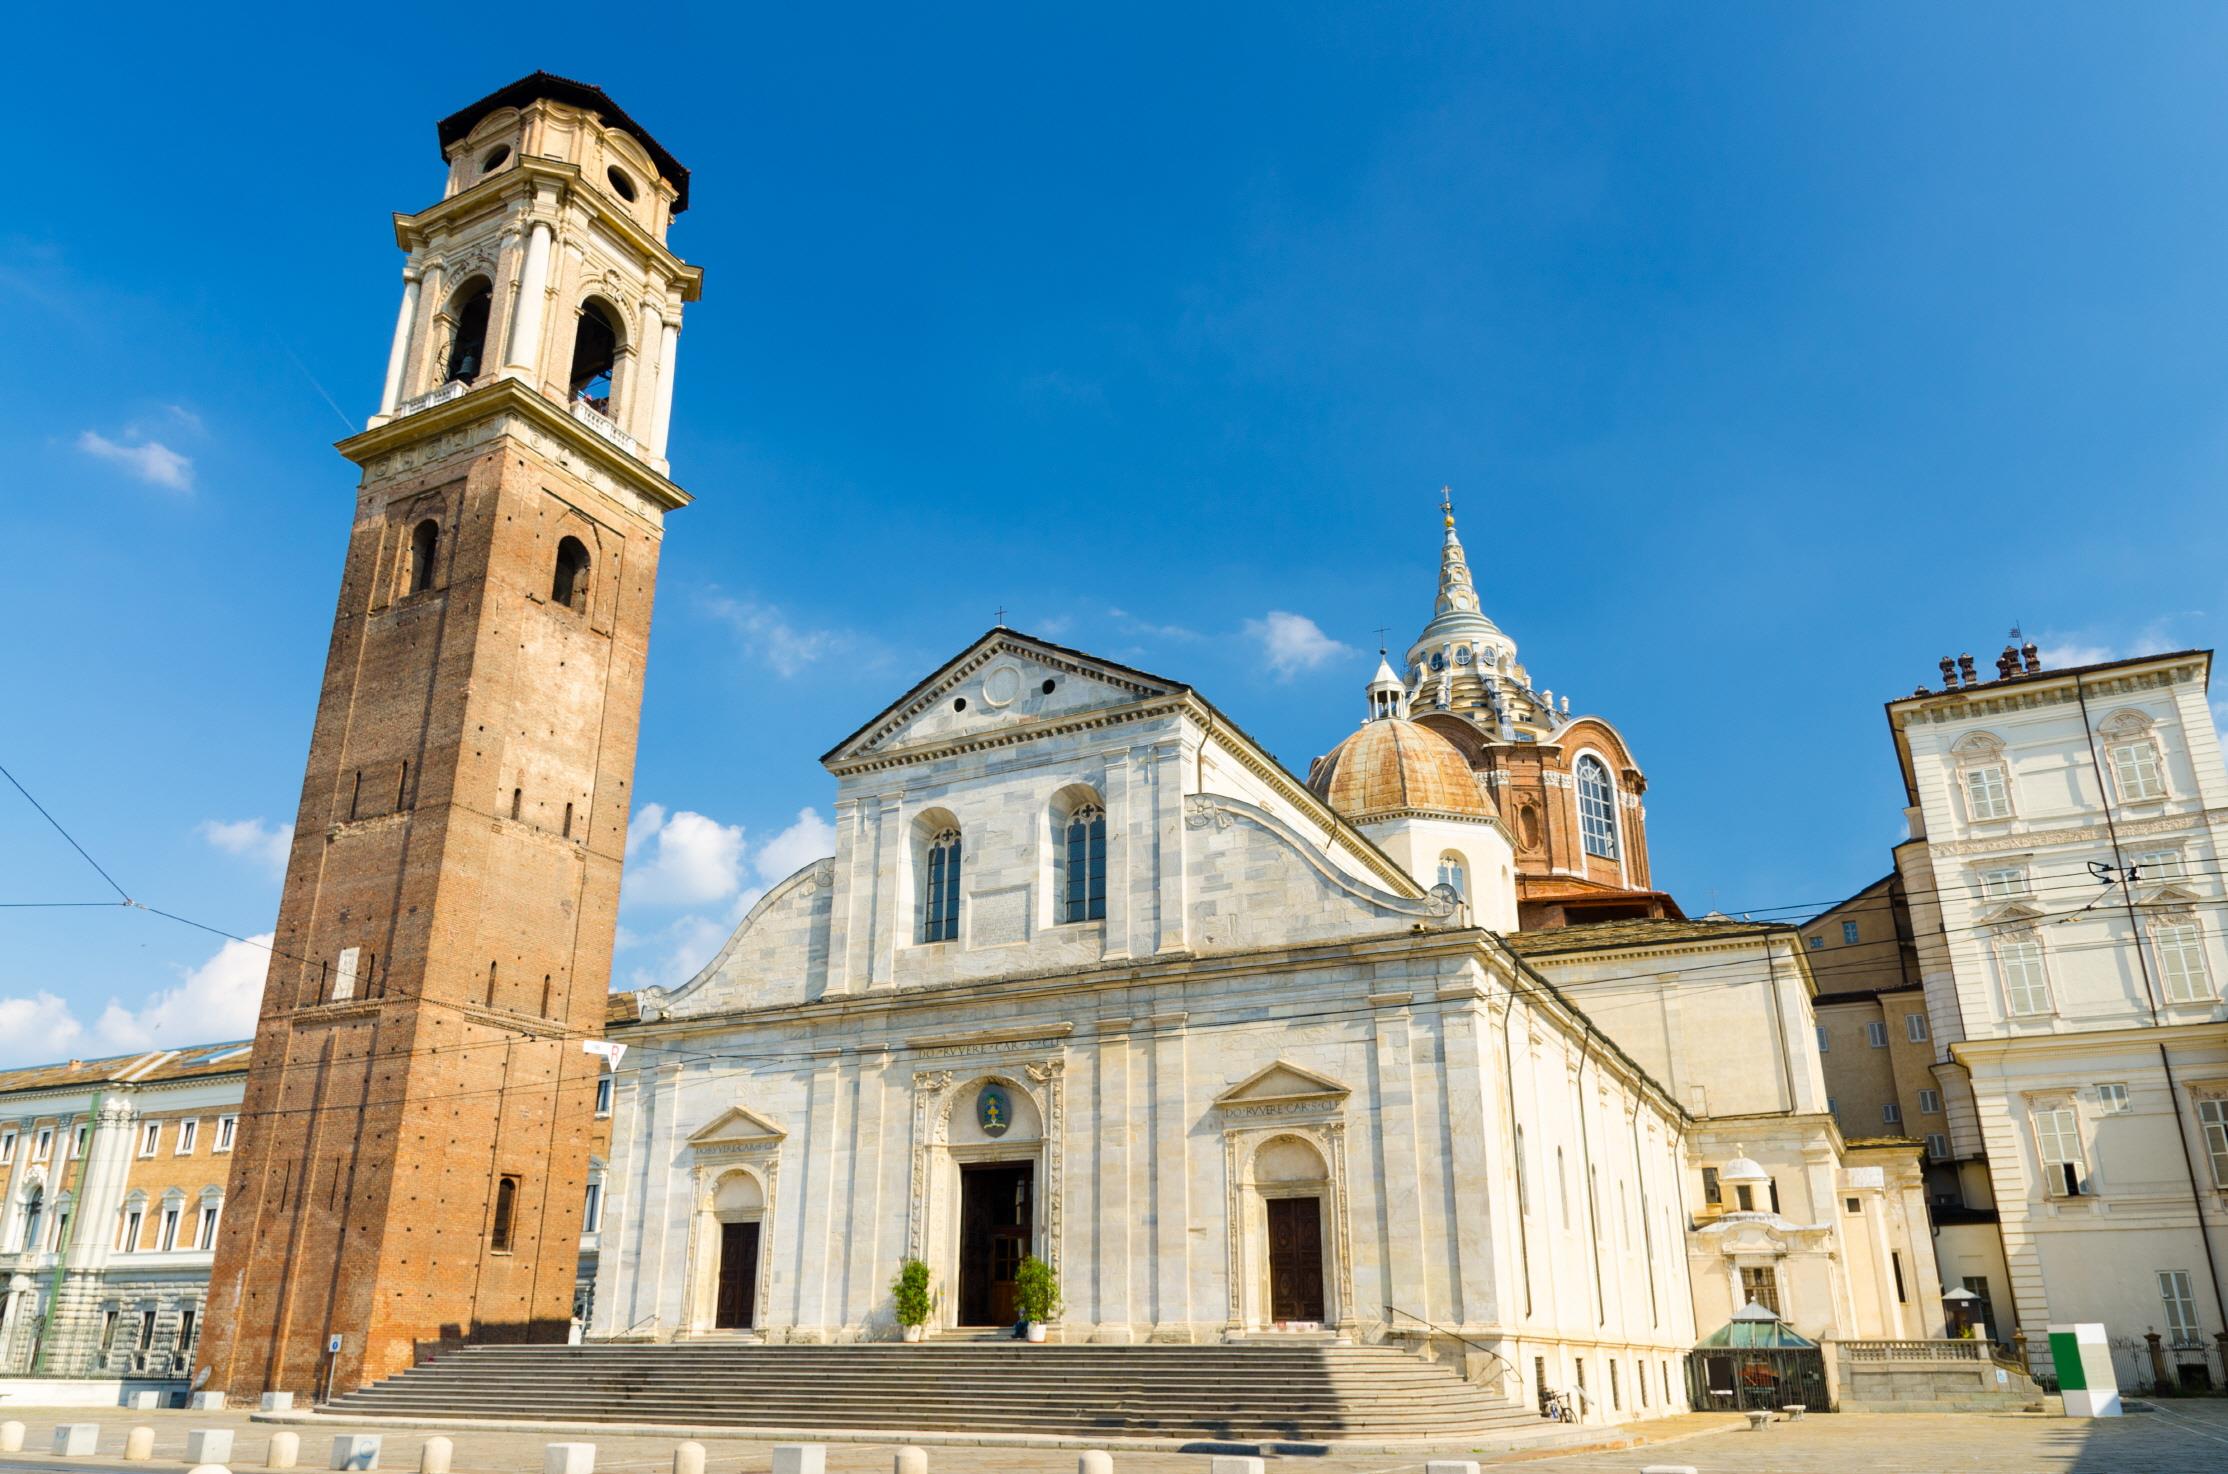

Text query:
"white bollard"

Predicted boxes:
[[771, 1447, 827, 1474], [190, 1465, 231, 1474], [189, 1429, 238, 1466], [420, 1436, 454, 1474], [125, 1427, 157, 1462], [0, 1422, 23, 1453], [127, 1391, 161, 1411], [54, 1424, 101, 1457], [672, 1443, 704, 1474], [262, 1392, 296, 1413], [1209, 1460, 1264, 1474], [1425, 1463, 1481, 1474], [332, 1433, 383, 1470], [1077, 1453, 1112, 1474], [268, 1432, 302, 1469], [545, 1443, 596, 1474], [191, 1392, 228, 1411], [1640, 1466, 1699, 1474], [895, 1450, 929, 1474]]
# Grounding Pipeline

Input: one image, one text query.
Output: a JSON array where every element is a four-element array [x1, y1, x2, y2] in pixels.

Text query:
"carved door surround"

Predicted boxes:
[[1216, 1060, 1358, 1336], [681, 1105, 784, 1336], [907, 1052, 1066, 1334]]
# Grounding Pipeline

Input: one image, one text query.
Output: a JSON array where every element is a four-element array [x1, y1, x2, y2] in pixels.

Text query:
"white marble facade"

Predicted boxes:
[[592, 632, 1698, 1416]]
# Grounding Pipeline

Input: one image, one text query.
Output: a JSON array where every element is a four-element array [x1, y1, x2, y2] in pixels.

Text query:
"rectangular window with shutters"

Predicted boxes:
[[1979, 865, 2028, 898], [1926, 1134, 1949, 1160], [2154, 920, 2212, 1004], [2097, 1083, 2130, 1114], [1883, 1101, 1902, 1126], [1999, 938, 2052, 1016], [1866, 1021, 1888, 1048], [1966, 764, 2012, 820], [1843, 920, 1860, 945], [215, 1116, 237, 1152], [2161, 1270, 2201, 1348], [2197, 1100, 2228, 1189], [595, 1075, 614, 1118], [2111, 742, 2165, 802], [1919, 1089, 1941, 1114], [2131, 848, 2185, 881], [2034, 1106, 2086, 1196], [1906, 1012, 1929, 1043]]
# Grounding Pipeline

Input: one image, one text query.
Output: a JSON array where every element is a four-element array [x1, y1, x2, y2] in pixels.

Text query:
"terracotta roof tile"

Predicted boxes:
[[0, 1041, 253, 1096], [1308, 719, 1493, 820]]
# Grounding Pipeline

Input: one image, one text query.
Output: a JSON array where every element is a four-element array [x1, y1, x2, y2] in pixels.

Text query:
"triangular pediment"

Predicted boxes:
[[1215, 1059, 1350, 1107], [1978, 900, 2046, 928], [687, 1105, 786, 1147], [821, 630, 1191, 770], [2145, 882, 2203, 907]]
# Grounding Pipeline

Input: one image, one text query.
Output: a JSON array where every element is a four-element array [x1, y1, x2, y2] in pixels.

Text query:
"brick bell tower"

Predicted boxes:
[[196, 74, 700, 1398]]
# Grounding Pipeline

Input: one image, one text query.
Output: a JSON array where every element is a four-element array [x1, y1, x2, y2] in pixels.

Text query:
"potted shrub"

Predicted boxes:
[[1014, 1255, 1060, 1343], [891, 1258, 933, 1342]]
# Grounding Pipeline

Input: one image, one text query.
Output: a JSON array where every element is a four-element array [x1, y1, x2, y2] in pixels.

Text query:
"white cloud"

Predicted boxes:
[[1244, 610, 1350, 679], [621, 805, 746, 906], [702, 593, 851, 679], [0, 934, 270, 1068], [199, 817, 293, 874], [2030, 616, 2200, 675], [622, 912, 734, 991], [77, 430, 193, 491], [754, 808, 837, 885]]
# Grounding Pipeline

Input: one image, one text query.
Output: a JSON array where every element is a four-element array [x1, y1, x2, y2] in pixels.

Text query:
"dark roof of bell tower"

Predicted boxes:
[[438, 71, 692, 214]]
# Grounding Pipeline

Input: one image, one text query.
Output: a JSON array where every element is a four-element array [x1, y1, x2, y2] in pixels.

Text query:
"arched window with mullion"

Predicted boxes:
[[1061, 803, 1107, 924], [921, 827, 962, 943], [1575, 755, 1620, 860]]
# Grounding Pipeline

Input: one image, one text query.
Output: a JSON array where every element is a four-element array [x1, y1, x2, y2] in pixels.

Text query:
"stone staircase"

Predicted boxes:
[[326, 1341, 1538, 1442]]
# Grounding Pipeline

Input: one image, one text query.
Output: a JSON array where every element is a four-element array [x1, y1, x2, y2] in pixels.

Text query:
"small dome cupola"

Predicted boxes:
[[1366, 649, 1409, 721]]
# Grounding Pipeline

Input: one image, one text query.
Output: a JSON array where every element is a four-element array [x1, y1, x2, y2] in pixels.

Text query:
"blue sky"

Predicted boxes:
[[4, 5, 2225, 1065]]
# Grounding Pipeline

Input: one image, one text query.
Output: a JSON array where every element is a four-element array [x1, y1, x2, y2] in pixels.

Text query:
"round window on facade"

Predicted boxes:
[[479, 145, 511, 174], [607, 166, 638, 202]]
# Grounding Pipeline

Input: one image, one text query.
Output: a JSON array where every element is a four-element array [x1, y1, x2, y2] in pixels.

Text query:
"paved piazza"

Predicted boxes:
[[0, 1406, 2226, 1474]]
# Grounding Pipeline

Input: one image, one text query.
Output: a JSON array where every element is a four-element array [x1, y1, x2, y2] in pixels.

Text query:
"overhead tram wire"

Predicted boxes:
[[0, 761, 134, 904]]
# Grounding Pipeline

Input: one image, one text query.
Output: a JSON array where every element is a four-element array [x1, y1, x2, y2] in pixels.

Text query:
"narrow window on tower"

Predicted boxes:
[[552, 537, 591, 613], [540, 975, 553, 1017], [445, 280, 493, 384], [408, 519, 439, 594], [568, 299, 620, 414], [332, 947, 360, 1002], [1575, 755, 1620, 860], [563, 802, 574, 840], [511, 787, 523, 821], [490, 1175, 520, 1253], [486, 961, 498, 1006], [396, 761, 409, 811], [349, 771, 363, 821]]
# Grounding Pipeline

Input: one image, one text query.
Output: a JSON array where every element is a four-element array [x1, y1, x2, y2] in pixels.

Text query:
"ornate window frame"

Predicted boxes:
[[2098, 709, 2169, 806], [1212, 1060, 1358, 1336], [680, 1106, 785, 1336], [1950, 731, 2016, 824]]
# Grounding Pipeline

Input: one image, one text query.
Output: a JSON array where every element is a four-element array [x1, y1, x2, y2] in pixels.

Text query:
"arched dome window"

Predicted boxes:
[[1576, 755, 1619, 860], [1060, 802, 1107, 924], [921, 826, 962, 943], [445, 281, 493, 384], [1435, 852, 1466, 900]]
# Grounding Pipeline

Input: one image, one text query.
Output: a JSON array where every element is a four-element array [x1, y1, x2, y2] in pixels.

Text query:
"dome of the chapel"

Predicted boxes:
[[1308, 718, 1494, 821]]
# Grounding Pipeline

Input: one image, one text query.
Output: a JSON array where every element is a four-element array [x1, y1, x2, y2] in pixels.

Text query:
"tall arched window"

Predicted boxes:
[[19, 1186, 42, 1254], [1436, 852, 1467, 899], [408, 519, 439, 594], [1576, 755, 1619, 860], [1060, 803, 1107, 924], [552, 536, 591, 612], [446, 282, 492, 384], [921, 828, 962, 943], [569, 300, 619, 413]]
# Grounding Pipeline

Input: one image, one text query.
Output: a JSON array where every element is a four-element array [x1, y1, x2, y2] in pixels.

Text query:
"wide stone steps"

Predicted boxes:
[[326, 1343, 1537, 1440]]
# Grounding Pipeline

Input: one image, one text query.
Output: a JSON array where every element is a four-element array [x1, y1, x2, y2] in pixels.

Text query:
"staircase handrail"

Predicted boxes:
[[1382, 1304, 1514, 1388]]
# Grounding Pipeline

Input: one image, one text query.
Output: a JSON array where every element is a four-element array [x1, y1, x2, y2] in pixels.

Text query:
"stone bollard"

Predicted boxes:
[[127, 1391, 162, 1411], [545, 1443, 596, 1474], [331, 1433, 383, 1470], [771, 1447, 827, 1474], [189, 1465, 231, 1474], [191, 1392, 228, 1411], [1640, 1465, 1699, 1474], [1209, 1459, 1264, 1474], [268, 1432, 302, 1470], [1744, 1410, 1772, 1432], [125, 1427, 157, 1462], [1077, 1452, 1112, 1474], [1425, 1463, 1480, 1474], [895, 1449, 929, 1474], [53, 1424, 101, 1457], [672, 1444, 704, 1474], [262, 1393, 296, 1413], [189, 1429, 238, 1466], [0, 1422, 23, 1453], [420, 1437, 454, 1474]]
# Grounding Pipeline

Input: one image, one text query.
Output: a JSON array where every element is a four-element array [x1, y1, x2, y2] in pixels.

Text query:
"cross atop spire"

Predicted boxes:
[[1441, 484, 1454, 529]]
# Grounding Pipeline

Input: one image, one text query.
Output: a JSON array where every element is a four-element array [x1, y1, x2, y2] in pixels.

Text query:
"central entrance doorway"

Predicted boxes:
[[714, 1220, 760, 1329], [1266, 1195, 1325, 1322], [957, 1162, 1033, 1326]]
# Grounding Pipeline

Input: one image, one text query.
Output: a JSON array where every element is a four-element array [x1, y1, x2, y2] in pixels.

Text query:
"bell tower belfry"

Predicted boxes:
[[196, 73, 701, 1398]]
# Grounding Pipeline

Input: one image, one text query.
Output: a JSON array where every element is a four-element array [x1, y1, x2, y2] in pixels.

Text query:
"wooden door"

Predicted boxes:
[[959, 1164, 1033, 1325], [715, 1220, 759, 1329], [1266, 1196, 1325, 1322]]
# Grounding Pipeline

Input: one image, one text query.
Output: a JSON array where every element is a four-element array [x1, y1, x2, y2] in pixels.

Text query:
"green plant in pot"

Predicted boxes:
[[892, 1258, 933, 1341], [1014, 1255, 1060, 1342]]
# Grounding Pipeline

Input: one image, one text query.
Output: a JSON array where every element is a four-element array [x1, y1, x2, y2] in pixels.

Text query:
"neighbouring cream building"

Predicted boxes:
[[1871, 644, 2228, 1391]]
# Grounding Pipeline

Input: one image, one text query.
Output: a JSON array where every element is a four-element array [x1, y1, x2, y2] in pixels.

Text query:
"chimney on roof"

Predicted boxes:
[[1914, 686, 1932, 696], [1957, 652, 1978, 685], [1997, 644, 2019, 680], [2022, 641, 2042, 674], [1939, 656, 1960, 690]]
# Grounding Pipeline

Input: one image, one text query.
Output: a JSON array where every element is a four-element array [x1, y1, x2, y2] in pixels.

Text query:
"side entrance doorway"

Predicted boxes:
[[1266, 1195, 1325, 1322], [957, 1162, 1033, 1326], [715, 1220, 760, 1330]]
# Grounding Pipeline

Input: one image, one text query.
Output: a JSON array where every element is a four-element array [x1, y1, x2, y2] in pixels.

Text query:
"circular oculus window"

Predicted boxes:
[[981, 664, 1023, 708], [606, 166, 638, 202], [479, 145, 511, 174]]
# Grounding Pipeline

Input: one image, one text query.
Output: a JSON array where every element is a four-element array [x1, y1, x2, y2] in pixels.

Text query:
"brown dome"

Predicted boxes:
[[1308, 718, 1494, 821]]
